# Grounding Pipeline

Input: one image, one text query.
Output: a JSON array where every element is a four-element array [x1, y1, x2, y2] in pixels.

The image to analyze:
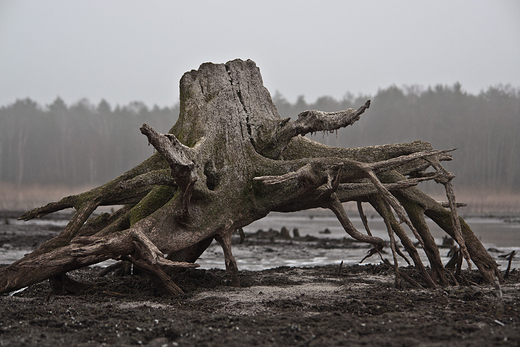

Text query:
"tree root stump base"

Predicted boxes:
[[0, 59, 500, 296]]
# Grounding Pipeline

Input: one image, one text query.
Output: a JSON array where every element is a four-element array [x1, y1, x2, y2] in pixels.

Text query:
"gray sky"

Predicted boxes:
[[1, 0, 519, 107]]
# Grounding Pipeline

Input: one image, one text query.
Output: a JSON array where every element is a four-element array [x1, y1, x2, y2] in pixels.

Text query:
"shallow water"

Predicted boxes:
[[1, 212, 519, 271], [197, 212, 520, 271]]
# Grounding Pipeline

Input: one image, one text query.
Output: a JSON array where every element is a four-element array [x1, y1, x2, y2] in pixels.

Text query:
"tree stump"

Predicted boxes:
[[0, 59, 500, 295]]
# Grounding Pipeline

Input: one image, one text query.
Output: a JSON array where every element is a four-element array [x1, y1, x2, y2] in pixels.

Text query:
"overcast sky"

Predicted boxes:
[[1, 0, 519, 107]]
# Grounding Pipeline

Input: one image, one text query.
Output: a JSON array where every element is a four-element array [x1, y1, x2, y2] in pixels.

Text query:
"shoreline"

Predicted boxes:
[[2, 209, 519, 270]]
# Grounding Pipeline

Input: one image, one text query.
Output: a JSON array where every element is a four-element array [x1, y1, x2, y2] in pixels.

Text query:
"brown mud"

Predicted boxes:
[[0, 262, 518, 346], [1, 210, 519, 346]]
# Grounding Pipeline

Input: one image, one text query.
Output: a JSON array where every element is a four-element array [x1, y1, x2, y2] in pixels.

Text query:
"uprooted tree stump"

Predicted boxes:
[[0, 59, 501, 295]]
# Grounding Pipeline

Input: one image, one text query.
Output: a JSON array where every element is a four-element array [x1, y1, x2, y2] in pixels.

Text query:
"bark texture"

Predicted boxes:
[[0, 59, 500, 295]]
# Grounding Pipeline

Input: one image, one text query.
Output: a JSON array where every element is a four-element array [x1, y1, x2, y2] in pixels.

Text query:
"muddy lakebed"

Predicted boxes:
[[0, 210, 519, 346]]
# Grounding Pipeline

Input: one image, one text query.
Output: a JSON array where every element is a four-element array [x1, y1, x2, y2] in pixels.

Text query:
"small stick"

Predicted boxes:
[[455, 248, 463, 278], [357, 201, 384, 264], [395, 246, 412, 266], [338, 260, 344, 276], [504, 250, 516, 279]]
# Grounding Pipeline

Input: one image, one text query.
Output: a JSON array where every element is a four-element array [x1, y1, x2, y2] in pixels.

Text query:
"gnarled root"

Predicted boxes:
[[0, 227, 198, 295], [215, 230, 240, 287], [325, 195, 385, 252], [382, 171, 501, 283], [0, 60, 501, 297]]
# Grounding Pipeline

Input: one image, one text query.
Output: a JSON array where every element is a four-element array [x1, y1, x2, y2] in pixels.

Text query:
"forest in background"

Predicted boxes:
[[1, 83, 519, 193]]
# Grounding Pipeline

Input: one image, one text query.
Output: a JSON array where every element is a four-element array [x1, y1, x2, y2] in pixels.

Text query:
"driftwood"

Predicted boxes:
[[0, 59, 500, 295]]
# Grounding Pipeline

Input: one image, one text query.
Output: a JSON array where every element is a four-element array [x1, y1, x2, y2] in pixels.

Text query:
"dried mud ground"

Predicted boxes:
[[0, 263, 518, 347]]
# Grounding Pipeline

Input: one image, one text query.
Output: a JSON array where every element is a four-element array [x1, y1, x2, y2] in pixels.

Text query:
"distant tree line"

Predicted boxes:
[[1, 84, 519, 191], [274, 84, 520, 192], [0, 98, 178, 186]]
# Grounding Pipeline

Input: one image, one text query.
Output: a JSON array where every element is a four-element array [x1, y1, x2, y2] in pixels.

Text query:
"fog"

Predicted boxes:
[[0, 0, 519, 107]]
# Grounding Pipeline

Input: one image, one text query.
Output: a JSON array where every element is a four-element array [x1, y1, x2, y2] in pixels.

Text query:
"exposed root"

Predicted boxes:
[[371, 197, 436, 288], [357, 201, 385, 264], [395, 246, 411, 266], [363, 169, 425, 248], [397, 193, 448, 285], [215, 231, 240, 287], [326, 196, 385, 252], [0, 59, 500, 297], [129, 258, 185, 296], [428, 157, 472, 271]]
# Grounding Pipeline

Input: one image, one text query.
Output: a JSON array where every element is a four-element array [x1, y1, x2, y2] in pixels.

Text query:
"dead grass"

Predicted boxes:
[[1, 182, 518, 215], [434, 187, 520, 215], [0, 182, 95, 211], [400, 184, 520, 215], [341, 187, 520, 216]]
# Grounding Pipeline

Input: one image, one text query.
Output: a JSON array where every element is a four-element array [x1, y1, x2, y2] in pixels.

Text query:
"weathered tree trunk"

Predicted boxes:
[[0, 59, 500, 295]]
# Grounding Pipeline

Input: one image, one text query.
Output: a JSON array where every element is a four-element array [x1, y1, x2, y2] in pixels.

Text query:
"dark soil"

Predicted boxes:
[[1, 210, 519, 346], [1, 263, 519, 347]]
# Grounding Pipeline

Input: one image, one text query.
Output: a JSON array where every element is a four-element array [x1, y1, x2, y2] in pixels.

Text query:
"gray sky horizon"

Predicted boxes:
[[1, 0, 519, 108]]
